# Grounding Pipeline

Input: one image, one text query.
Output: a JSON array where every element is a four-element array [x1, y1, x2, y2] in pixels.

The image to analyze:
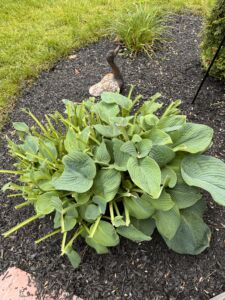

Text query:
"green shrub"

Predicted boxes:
[[1, 90, 225, 268], [201, 0, 225, 80], [108, 4, 167, 55]]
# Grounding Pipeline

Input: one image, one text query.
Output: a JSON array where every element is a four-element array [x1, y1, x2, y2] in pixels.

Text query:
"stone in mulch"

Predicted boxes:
[[210, 292, 225, 300], [0, 267, 82, 300]]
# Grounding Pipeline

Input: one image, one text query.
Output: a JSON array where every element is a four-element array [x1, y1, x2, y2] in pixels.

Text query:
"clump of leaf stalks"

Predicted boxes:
[[1, 90, 225, 268]]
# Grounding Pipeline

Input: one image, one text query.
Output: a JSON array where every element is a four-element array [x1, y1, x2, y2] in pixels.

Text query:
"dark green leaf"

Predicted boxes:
[[149, 191, 174, 211], [168, 183, 202, 209], [164, 202, 211, 255], [90, 220, 119, 247], [117, 224, 151, 242], [66, 247, 81, 268], [85, 236, 109, 254], [130, 217, 156, 236], [64, 215, 77, 232], [92, 196, 107, 214], [112, 216, 126, 227], [154, 205, 181, 240], [124, 194, 155, 219], [84, 204, 101, 221]]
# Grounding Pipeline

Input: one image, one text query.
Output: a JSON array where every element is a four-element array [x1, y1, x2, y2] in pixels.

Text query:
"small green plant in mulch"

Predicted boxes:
[[201, 0, 225, 80], [1, 90, 225, 268], [108, 5, 168, 55]]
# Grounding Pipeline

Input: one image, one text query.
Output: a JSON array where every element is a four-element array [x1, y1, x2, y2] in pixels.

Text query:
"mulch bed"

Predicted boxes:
[[1, 14, 225, 300]]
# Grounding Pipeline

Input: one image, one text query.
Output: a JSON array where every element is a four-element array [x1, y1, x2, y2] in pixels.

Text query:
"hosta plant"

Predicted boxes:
[[1, 90, 225, 268]]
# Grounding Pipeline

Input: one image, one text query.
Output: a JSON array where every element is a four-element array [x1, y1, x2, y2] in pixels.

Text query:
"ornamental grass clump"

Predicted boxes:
[[1, 90, 225, 268], [108, 5, 167, 55]]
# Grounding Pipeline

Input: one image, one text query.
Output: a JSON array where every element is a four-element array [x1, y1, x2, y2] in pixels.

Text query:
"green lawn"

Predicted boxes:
[[0, 0, 214, 124]]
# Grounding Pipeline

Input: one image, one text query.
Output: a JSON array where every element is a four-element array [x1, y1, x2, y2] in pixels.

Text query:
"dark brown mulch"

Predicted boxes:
[[0, 14, 225, 300]]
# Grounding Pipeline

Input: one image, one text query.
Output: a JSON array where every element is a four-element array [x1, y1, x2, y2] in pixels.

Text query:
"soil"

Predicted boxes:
[[1, 14, 225, 300]]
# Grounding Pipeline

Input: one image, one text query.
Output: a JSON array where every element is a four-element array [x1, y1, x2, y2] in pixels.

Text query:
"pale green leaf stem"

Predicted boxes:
[[35, 229, 61, 245]]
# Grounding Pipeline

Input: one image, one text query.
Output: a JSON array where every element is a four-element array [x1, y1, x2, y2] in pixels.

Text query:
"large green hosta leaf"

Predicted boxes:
[[127, 156, 161, 198], [112, 139, 130, 171], [117, 224, 151, 242], [168, 183, 202, 209], [94, 140, 111, 164], [101, 92, 132, 110], [171, 123, 213, 153], [85, 236, 109, 254], [181, 155, 225, 206], [142, 129, 172, 145], [148, 191, 175, 211], [110, 116, 134, 127], [94, 124, 121, 138], [84, 204, 101, 221], [168, 153, 186, 184], [163, 200, 211, 255], [139, 114, 159, 130], [63, 205, 78, 232], [66, 247, 81, 268], [35, 191, 59, 215], [130, 217, 156, 236], [124, 194, 155, 219], [135, 139, 152, 158], [149, 145, 175, 167], [93, 169, 121, 202], [120, 139, 152, 159], [157, 115, 186, 132], [93, 102, 119, 123], [53, 151, 96, 193], [90, 220, 119, 247], [161, 167, 177, 188], [154, 205, 181, 240]]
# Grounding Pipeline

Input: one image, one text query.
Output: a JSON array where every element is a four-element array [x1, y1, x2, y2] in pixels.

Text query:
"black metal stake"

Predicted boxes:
[[192, 33, 225, 104]]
